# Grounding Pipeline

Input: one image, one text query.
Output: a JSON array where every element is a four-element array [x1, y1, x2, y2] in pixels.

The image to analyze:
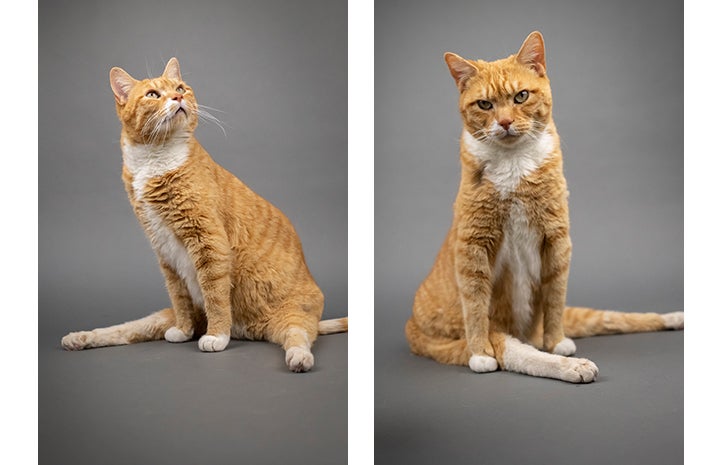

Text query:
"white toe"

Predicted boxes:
[[198, 334, 230, 352], [552, 337, 577, 356], [285, 346, 314, 372], [469, 354, 498, 373], [165, 326, 193, 343]]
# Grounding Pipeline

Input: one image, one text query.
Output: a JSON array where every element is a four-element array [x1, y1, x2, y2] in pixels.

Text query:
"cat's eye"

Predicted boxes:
[[146, 90, 160, 98], [176, 86, 185, 94], [514, 90, 529, 104], [477, 100, 493, 110]]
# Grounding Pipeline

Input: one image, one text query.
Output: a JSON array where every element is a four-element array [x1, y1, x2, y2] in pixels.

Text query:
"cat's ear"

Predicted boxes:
[[444, 52, 478, 92], [516, 31, 546, 77], [109, 67, 137, 105], [162, 57, 182, 81]]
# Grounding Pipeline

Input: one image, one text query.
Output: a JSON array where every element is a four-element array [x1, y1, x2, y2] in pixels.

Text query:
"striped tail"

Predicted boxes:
[[563, 306, 683, 338], [61, 308, 175, 350], [318, 317, 348, 335]]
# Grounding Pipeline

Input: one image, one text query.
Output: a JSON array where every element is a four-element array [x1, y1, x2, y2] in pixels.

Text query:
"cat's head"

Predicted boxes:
[[445, 31, 553, 148], [109, 57, 198, 144]]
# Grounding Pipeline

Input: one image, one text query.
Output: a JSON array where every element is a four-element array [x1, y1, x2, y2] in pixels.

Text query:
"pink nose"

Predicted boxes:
[[498, 118, 513, 130], [171, 93, 183, 101]]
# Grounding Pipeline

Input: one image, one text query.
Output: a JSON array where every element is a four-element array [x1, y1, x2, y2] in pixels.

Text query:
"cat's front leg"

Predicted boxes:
[[185, 236, 233, 352], [455, 239, 498, 372], [540, 231, 574, 355], [159, 261, 197, 343]]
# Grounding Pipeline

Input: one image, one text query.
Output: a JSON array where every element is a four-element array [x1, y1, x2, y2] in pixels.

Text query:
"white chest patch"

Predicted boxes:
[[123, 138, 201, 306], [493, 200, 542, 334], [462, 129, 554, 198], [142, 206, 205, 308], [122, 139, 190, 200]]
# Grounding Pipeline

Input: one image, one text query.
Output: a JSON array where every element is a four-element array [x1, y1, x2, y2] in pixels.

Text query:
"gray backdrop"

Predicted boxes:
[[39, 1, 347, 464], [375, 0, 682, 464]]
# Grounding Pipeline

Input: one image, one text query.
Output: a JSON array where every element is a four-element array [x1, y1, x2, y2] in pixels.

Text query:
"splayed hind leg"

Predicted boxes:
[[61, 308, 175, 350], [496, 334, 598, 383], [266, 299, 322, 373]]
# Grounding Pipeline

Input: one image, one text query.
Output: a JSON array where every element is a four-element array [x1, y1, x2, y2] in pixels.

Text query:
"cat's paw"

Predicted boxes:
[[61, 331, 93, 350], [285, 346, 315, 373], [552, 337, 577, 356], [198, 334, 230, 352], [560, 357, 599, 383], [662, 312, 684, 330], [469, 354, 498, 373], [164, 326, 193, 343]]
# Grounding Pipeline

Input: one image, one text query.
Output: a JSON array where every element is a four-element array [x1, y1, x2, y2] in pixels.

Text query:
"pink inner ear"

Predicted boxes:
[[445, 53, 478, 91], [110, 69, 135, 104], [163, 58, 182, 81], [517, 33, 546, 76]]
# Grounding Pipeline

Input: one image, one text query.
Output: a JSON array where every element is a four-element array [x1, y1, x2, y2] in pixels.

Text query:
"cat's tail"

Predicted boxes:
[[405, 317, 469, 365], [61, 308, 175, 350], [318, 317, 348, 335], [562, 306, 683, 338]]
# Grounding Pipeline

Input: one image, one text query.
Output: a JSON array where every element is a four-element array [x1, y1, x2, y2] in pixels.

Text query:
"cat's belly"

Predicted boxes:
[[142, 204, 205, 308], [492, 199, 542, 334]]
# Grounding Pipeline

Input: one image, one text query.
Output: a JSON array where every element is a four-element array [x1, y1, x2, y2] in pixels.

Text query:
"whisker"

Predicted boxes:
[[188, 102, 228, 137]]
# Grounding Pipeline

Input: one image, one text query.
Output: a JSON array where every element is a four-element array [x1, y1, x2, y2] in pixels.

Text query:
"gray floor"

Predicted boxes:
[[374, 294, 683, 465], [40, 326, 347, 465]]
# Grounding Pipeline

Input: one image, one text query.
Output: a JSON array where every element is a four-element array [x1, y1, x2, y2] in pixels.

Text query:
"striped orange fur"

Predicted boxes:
[[405, 32, 683, 383], [61, 58, 347, 372]]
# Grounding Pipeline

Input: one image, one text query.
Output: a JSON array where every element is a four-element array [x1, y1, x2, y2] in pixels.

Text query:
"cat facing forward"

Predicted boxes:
[[405, 32, 683, 383], [61, 58, 347, 372]]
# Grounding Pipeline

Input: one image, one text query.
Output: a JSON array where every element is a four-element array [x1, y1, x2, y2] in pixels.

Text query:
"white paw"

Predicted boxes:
[[198, 334, 230, 352], [552, 337, 577, 356], [62, 331, 93, 350], [285, 346, 315, 373], [164, 326, 193, 343], [469, 354, 498, 373], [560, 357, 599, 383], [662, 311, 684, 330]]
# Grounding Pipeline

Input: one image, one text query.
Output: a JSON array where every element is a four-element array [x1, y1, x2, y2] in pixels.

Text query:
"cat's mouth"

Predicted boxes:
[[493, 131, 523, 145], [174, 107, 187, 117]]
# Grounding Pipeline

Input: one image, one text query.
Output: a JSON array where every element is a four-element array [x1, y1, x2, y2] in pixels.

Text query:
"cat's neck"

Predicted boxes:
[[121, 134, 196, 199], [460, 126, 559, 197], [121, 133, 194, 166]]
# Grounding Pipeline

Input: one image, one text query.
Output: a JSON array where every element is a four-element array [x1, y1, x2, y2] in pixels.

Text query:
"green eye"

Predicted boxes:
[[176, 86, 185, 94], [146, 90, 160, 98], [477, 100, 493, 110], [514, 90, 529, 104]]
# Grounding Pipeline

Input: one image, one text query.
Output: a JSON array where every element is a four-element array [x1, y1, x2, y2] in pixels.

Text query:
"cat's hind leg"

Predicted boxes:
[[494, 333, 598, 383], [61, 308, 175, 350], [405, 316, 472, 366], [266, 295, 323, 373]]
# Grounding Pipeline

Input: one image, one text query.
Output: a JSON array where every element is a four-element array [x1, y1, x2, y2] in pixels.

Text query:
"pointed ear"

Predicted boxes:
[[109, 67, 137, 105], [444, 52, 479, 92], [516, 31, 546, 76], [162, 57, 182, 81]]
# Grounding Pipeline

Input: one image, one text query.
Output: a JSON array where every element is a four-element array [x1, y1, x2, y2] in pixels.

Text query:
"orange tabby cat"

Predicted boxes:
[[61, 58, 347, 372], [405, 32, 683, 383]]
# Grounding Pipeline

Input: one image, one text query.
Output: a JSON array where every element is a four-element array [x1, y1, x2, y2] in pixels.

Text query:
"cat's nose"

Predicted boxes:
[[498, 118, 514, 131], [171, 93, 183, 101]]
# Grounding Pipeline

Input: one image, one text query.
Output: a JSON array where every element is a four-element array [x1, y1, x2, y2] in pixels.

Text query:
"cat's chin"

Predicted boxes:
[[491, 133, 525, 147]]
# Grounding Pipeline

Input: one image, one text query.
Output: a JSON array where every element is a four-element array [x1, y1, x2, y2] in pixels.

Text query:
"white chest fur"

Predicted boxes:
[[493, 199, 542, 334], [122, 139, 190, 200], [462, 129, 554, 198], [122, 139, 203, 307], [142, 206, 205, 308]]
